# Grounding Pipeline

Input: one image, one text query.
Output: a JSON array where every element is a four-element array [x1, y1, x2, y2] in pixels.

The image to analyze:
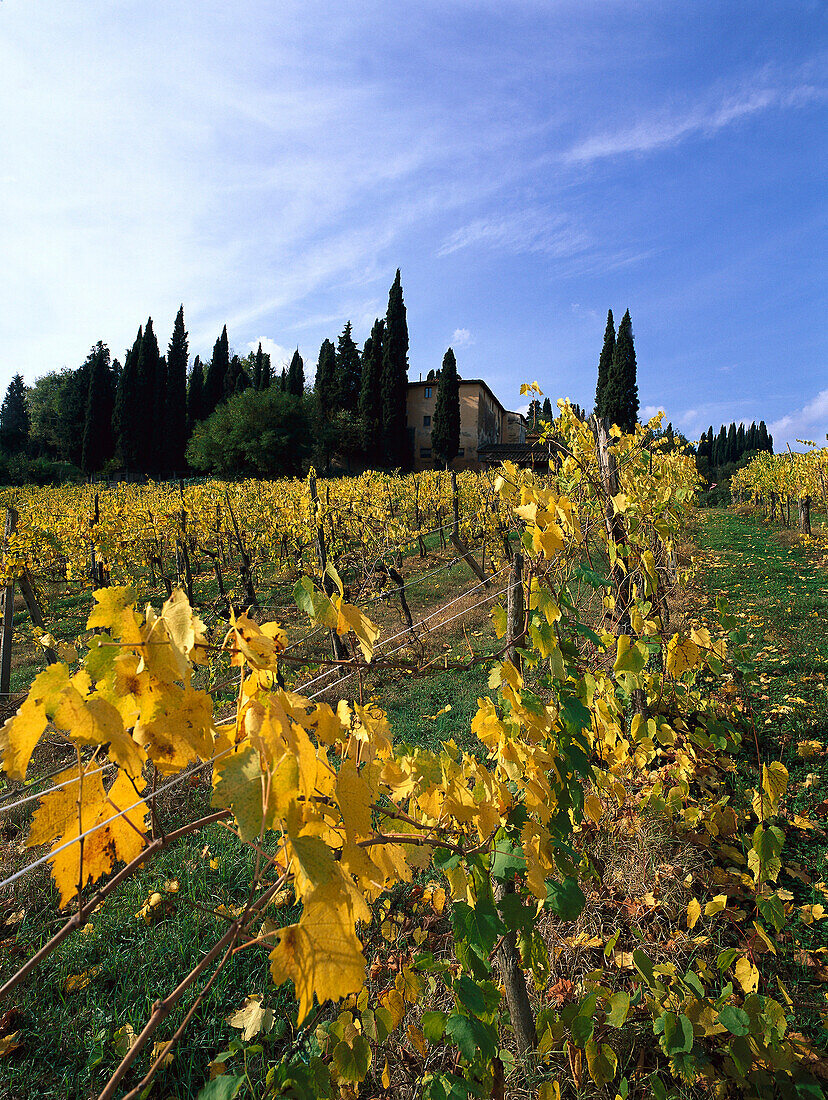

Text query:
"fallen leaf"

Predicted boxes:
[[64, 967, 99, 992], [151, 1040, 174, 1067], [227, 994, 274, 1042], [0, 1032, 21, 1057], [548, 978, 576, 1006]]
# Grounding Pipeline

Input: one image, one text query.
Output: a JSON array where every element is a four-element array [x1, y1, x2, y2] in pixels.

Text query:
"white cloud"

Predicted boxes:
[[641, 404, 667, 421], [437, 209, 590, 259], [248, 338, 293, 368], [564, 79, 824, 165], [769, 389, 828, 447], [451, 328, 474, 348]]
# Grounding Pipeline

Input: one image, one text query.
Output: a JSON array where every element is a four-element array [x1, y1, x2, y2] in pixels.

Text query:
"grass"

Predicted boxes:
[[689, 508, 828, 1042]]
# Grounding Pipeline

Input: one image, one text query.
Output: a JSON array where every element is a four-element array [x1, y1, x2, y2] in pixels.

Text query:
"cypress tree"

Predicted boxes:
[[605, 309, 638, 433], [726, 422, 737, 465], [715, 426, 727, 468], [187, 356, 204, 436], [335, 322, 361, 412], [380, 269, 409, 468], [224, 355, 244, 401], [0, 374, 30, 455], [431, 348, 460, 468], [260, 350, 271, 390], [115, 326, 142, 470], [166, 305, 188, 474], [736, 423, 746, 461], [235, 368, 251, 394], [758, 421, 771, 452], [254, 343, 264, 390], [315, 339, 338, 421], [594, 309, 615, 416], [527, 399, 541, 430], [136, 319, 161, 474], [279, 367, 287, 392], [541, 397, 553, 422], [287, 349, 304, 396], [203, 326, 230, 418], [81, 343, 115, 474], [697, 429, 709, 462], [154, 355, 168, 475], [358, 318, 384, 464]]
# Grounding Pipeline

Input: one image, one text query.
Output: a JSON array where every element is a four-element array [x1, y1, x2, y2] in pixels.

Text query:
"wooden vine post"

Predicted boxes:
[[89, 492, 107, 587], [505, 551, 524, 670], [0, 507, 57, 696], [798, 494, 812, 536], [449, 470, 491, 587], [175, 497, 194, 606], [224, 493, 258, 609]]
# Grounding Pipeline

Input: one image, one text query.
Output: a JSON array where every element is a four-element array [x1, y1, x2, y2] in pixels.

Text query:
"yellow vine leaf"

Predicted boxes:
[[0, 663, 73, 780], [27, 767, 147, 906], [585, 1038, 618, 1087], [665, 634, 701, 677], [704, 894, 728, 917], [614, 635, 647, 675], [687, 898, 702, 929], [584, 794, 603, 823], [54, 686, 144, 779], [82, 770, 147, 889], [395, 965, 421, 1004], [538, 1084, 561, 1100], [407, 1023, 427, 1056], [334, 599, 380, 663], [378, 987, 405, 1031], [159, 588, 208, 663], [211, 744, 269, 843], [532, 522, 564, 560], [226, 994, 274, 1041], [87, 586, 142, 644], [225, 611, 286, 670], [734, 956, 759, 994], [762, 761, 788, 811], [0, 695, 48, 782], [799, 904, 826, 925], [269, 883, 366, 1024], [134, 685, 214, 773], [336, 758, 372, 839]]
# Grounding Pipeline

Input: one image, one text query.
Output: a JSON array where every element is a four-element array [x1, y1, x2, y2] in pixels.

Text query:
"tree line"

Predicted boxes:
[[0, 270, 435, 481], [696, 420, 773, 475]]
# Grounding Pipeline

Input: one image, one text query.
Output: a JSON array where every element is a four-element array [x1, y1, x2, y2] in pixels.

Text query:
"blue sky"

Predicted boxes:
[[1, 0, 825, 447]]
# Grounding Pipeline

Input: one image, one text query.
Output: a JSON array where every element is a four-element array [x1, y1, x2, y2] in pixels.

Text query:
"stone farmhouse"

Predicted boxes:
[[406, 378, 537, 472]]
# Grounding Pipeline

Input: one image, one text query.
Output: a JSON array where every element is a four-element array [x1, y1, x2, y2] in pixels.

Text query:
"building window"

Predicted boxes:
[[423, 415, 431, 427], [424, 387, 432, 398], [420, 447, 431, 458]]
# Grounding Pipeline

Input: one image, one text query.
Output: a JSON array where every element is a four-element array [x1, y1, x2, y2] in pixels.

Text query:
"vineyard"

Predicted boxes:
[[0, 403, 826, 1100]]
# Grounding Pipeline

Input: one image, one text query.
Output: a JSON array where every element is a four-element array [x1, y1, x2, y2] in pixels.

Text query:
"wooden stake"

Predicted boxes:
[[506, 552, 524, 670]]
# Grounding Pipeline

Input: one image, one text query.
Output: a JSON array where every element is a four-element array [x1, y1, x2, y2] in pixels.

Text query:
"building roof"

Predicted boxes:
[[407, 377, 524, 420], [477, 441, 559, 464]]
